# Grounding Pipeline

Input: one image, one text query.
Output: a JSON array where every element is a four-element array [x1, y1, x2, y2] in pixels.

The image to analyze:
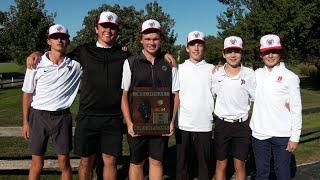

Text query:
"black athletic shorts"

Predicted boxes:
[[214, 118, 251, 161], [73, 114, 123, 157], [127, 135, 168, 164], [28, 107, 72, 156]]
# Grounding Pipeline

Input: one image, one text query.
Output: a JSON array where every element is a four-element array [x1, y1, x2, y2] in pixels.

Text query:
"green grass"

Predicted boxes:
[[0, 88, 79, 126], [301, 89, 320, 109], [1, 88, 319, 126], [0, 63, 25, 73], [294, 112, 320, 163]]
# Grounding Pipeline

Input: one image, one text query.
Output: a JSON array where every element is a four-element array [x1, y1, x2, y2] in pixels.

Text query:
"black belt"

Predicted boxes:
[[33, 108, 71, 116]]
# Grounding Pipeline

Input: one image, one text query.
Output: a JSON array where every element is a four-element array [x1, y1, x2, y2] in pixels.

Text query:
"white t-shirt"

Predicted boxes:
[[177, 60, 214, 132], [250, 62, 302, 142], [212, 64, 255, 119], [22, 53, 82, 111]]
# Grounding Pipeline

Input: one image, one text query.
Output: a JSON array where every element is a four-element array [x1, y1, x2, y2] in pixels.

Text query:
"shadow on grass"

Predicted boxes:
[[300, 77, 320, 90]]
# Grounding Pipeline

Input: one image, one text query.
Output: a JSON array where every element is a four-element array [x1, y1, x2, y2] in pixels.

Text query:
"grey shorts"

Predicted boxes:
[[28, 107, 72, 156]]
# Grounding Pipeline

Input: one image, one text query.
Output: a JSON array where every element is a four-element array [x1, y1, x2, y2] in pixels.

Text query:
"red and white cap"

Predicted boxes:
[[48, 24, 69, 38], [141, 19, 161, 33], [260, 34, 282, 52], [187, 31, 205, 44], [224, 36, 243, 50], [97, 11, 118, 25]]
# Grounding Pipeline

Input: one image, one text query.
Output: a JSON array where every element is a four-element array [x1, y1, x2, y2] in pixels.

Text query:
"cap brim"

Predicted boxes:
[[187, 39, 205, 44], [98, 21, 118, 26], [140, 28, 161, 34], [224, 46, 243, 50], [48, 32, 70, 38], [260, 46, 282, 53]]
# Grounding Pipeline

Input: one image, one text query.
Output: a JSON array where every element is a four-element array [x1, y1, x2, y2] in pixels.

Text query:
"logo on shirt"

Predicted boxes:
[[240, 79, 245, 85], [67, 65, 72, 71], [43, 69, 48, 73], [162, 65, 167, 71], [276, 76, 283, 83]]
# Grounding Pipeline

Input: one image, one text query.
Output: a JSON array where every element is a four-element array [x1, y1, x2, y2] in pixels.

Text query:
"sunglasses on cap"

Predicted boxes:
[[49, 33, 69, 40]]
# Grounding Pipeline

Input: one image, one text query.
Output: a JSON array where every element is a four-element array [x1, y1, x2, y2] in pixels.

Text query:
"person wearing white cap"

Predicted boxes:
[[250, 34, 302, 180], [26, 11, 130, 180], [22, 24, 82, 180], [121, 19, 179, 180], [174, 30, 214, 180], [212, 36, 255, 180]]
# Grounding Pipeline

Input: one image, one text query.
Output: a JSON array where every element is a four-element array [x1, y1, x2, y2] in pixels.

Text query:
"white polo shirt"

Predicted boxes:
[[250, 62, 302, 142], [22, 53, 82, 111], [212, 64, 255, 120], [177, 60, 214, 132]]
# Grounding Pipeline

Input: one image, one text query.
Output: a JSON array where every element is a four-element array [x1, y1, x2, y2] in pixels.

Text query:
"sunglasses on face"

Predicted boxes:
[[224, 48, 242, 54], [261, 50, 281, 56], [99, 23, 118, 30], [49, 34, 69, 40]]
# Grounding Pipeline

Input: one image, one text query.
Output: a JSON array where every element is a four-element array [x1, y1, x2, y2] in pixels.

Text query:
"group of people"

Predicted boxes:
[[22, 10, 302, 180]]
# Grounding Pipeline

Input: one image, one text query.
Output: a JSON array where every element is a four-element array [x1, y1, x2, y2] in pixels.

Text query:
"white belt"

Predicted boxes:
[[219, 114, 248, 123]]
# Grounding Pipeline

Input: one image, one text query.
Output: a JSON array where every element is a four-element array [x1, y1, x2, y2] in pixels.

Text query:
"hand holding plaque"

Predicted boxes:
[[132, 87, 171, 135]]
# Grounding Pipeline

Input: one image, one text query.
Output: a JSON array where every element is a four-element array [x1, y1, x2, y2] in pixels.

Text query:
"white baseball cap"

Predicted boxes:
[[141, 19, 161, 33], [48, 24, 69, 38], [260, 34, 282, 52], [224, 36, 243, 50], [187, 31, 205, 44], [97, 11, 118, 25]]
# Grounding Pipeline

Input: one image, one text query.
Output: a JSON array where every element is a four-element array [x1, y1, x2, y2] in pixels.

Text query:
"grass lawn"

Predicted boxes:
[[301, 89, 320, 109], [0, 63, 25, 73], [295, 113, 320, 164], [0, 87, 319, 178], [0, 88, 79, 126], [1, 88, 319, 126]]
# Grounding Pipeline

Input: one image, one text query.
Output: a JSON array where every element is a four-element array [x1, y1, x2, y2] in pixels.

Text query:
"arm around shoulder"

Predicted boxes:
[[26, 51, 42, 69]]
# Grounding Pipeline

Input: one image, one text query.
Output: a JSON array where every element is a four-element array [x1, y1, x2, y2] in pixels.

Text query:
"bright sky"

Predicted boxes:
[[1, 0, 226, 45]]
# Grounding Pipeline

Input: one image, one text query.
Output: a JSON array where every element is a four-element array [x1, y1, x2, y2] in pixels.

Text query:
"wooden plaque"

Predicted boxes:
[[132, 87, 171, 135]]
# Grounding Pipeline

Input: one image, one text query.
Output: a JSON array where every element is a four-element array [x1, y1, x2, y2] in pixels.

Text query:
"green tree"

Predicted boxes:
[[217, 0, 320, 68], [144, 1, 176, 53], [0, 11, 10, 62], [2, 0, 54, 65], [204, 35, 223, 65], [172, 44, 188, 64]]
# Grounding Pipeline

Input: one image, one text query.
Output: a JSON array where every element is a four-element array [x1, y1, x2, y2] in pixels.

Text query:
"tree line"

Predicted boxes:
[[1, 0, 319, 75]]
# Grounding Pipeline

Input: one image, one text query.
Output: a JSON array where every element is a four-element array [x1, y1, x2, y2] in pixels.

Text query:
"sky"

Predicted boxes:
[[0, 0, 226, 45]]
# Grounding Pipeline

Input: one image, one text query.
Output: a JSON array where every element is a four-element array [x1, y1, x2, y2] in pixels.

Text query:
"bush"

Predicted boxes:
[[297, 63, 317, 77]]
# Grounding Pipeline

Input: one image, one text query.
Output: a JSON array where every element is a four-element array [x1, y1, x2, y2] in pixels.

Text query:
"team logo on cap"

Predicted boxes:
[[267, 39, 274, 46], [56, 26, 63, 32], [149, 21, 155, 28], [107, 15, 113, 21], [194, 32, 200, 38], [230, 39, 237, 45]]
